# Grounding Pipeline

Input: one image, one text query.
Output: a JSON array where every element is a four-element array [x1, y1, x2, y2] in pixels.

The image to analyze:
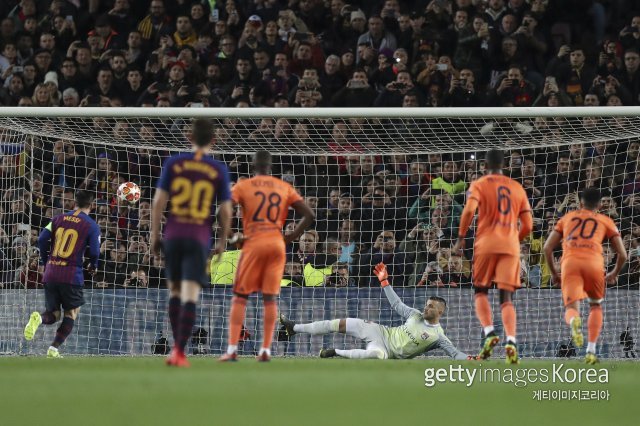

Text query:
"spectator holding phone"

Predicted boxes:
[[374, 70, 417, 106], [442, 68, 484, 106], [491, 65, 535, 106], [331, 69, 376, 106], [401, 223, 441, 286], [619, 16, 640, 51], [512, 11, 547, 84], [597, 39, 622, 76], [533, 75, 572, 106], [546, 46, 596, 105], [488, 36, 522, 88]]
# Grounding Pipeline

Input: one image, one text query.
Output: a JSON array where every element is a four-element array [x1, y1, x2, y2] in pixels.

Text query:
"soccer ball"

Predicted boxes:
[[117, 182, 141, 204]]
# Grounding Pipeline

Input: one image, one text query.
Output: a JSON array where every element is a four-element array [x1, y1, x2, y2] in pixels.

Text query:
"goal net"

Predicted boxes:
[[0, 107, 638, 358]]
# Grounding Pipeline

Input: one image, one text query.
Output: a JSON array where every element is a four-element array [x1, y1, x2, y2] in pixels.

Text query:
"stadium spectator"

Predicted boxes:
[[358, 230, 411, 287], [331, 68, 376, 107]]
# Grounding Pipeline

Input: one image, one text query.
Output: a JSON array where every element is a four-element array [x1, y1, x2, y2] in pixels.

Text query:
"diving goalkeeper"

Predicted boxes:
[[279, 263, 474, 360]]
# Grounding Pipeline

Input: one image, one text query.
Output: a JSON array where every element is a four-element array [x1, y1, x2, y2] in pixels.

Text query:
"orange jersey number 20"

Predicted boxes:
[[554, 209, 619, 261]]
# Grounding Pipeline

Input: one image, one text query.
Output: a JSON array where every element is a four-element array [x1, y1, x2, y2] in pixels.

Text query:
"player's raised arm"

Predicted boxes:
[[284, 199, 315, 245], [606, 234, 628, 284], [374, 263, 420, 319]]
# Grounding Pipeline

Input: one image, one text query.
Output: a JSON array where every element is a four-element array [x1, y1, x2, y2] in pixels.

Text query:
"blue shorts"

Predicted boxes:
[[45, 282, 85, 312], [163, 238, 209, 286]]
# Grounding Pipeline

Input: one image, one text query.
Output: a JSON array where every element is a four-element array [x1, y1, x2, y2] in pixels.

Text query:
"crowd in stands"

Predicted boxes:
[[0, 0, 639, 290]]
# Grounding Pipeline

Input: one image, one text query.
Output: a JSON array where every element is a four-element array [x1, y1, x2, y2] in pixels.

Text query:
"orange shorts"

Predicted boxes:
[[472, 253, 521, 291], [560, 258, 605, 306], [233, 238, 286, 296]]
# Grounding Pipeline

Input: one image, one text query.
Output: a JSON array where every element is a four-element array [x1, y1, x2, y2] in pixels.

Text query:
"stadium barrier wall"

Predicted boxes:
[[1, 288, 637, 358]]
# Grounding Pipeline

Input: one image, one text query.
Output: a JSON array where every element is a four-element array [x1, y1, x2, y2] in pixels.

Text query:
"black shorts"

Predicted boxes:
[[45, 282, 85, 312], [163, 238, 208, 286]]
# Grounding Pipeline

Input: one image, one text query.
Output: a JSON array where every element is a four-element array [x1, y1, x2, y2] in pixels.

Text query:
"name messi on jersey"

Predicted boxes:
[[63, 216, 81, 224], [173, 161, 218, 179]]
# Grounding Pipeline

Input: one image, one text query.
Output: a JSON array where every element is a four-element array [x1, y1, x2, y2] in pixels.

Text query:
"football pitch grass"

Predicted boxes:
[[0, 357, 636, 426]]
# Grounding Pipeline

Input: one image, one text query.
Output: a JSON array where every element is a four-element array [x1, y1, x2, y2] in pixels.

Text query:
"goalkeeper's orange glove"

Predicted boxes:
[[466, 355, 480, 361], [374, 263, 390, 287]]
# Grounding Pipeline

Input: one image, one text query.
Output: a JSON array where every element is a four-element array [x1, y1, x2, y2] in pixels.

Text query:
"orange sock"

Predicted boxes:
[[564, 307, 579, 325], [474, 293, 493, 328], [228, 296, 248, 346], [587, 305, 603, 344], [500, 302, 516, 339], [261, 300, 278, 351]]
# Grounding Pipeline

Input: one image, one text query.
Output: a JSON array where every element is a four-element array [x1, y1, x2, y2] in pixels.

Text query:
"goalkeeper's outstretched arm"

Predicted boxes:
[[374, 263, 420, 319], [434, 335, 469, 360]]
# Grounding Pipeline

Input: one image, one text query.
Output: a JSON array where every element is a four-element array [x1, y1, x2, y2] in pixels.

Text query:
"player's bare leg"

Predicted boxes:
[[500, 289, 519, 364], [220, 293, 248, 362], [564, 301, 583, 348], [256, 294, 278, 362], [474, 288, 499, 359], [585, 301, 603, 364], [47, 308, 79, 358]]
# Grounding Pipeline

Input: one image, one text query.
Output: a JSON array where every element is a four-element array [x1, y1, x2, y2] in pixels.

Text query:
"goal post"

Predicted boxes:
[[0, 106, 638, 358]]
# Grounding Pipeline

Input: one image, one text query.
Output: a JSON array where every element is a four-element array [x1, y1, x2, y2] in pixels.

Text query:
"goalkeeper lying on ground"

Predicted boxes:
[[279, 263, 475, 360]]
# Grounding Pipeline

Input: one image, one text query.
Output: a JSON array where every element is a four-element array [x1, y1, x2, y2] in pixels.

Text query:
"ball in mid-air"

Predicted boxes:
[[117, 182, 141, 204]]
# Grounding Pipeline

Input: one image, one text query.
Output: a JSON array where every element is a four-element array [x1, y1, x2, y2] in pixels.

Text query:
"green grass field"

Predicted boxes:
[[0, 357, 636, 426]]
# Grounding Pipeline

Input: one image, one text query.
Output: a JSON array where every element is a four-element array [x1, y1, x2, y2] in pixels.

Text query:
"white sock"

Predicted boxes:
[[506, 335, 516, 344], [587, 342, 597, 354], [258, 348, 271, 357], [335, 349, 383, 359], [483, 326, 494, 336], [226, 344, 238, 355], [48, 346, 58, 352], [293, 319, 340, 335]]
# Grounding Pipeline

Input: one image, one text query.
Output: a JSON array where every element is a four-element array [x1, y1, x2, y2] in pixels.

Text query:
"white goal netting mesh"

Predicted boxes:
[[0, 108, 638, 359]]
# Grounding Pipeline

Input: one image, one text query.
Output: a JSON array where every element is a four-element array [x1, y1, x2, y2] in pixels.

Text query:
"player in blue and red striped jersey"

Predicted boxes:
[[151, 118, 232, 368], [24, 190, 100, 358]]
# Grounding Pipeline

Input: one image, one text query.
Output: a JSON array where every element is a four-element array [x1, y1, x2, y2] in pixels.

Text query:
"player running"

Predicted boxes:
[[151, 118, 232, 367], [543, 188, 627, 364], [24, 190, 100, 358], [279, 263, 474, 360], [453, 149, 533, 364], [220, 150, 314, 362]]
